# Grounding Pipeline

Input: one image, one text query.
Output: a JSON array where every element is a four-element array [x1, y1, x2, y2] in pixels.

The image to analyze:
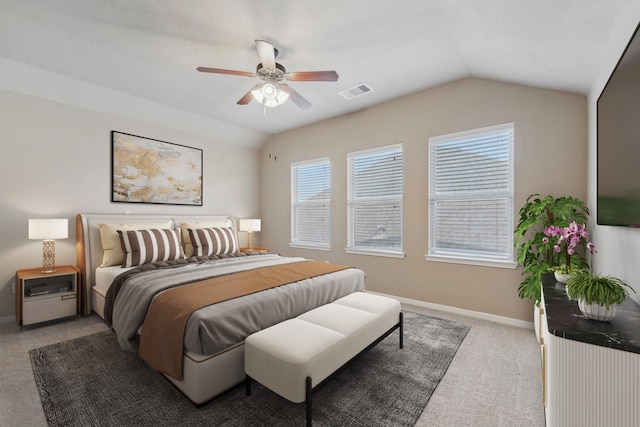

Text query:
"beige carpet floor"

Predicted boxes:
[[0, 303, 544, 427]]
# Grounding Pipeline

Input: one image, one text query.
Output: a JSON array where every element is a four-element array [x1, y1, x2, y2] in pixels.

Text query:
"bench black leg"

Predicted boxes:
[[306, 376, 312, 427], [245, 375, 251, 396], [399, 311, 404, 349]]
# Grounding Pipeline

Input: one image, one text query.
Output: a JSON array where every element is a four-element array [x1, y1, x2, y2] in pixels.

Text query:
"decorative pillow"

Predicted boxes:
[[188, 227, 239, 256], [117, 228, 185, 267], [98, 221, 173, 267], [179, 221, 233, 256]]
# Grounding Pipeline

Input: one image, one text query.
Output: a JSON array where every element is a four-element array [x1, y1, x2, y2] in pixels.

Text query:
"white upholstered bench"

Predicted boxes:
[[244, 292, 403, 426]]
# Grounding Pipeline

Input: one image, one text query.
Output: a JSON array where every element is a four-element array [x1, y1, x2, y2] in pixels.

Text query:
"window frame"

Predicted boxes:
[[426, 123, 517, 269], [290, 157, 331, 251], [346, 144, 405, 258]]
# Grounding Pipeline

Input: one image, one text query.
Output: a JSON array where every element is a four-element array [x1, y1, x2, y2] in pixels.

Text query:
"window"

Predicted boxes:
[[347, 144, 404, 257], [428, 123, 516, 268], [290, 158, 331, 250]]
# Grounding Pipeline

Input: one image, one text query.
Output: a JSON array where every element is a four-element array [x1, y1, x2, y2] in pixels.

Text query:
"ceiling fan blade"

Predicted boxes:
[[279, 84, 312, 110], [197, 67, 254, 77], [286, 71, 339, 82], [255, 40, 276, 72], [237, 84, 263, 105]]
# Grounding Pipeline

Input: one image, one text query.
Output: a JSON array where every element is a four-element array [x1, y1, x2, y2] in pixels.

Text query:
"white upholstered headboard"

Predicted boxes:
[[75, 213, 236, 315]]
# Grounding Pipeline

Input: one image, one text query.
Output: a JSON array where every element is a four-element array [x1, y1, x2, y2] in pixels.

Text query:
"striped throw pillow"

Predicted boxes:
[[117, 228, 185, 267], [188, 227, 239, 256]]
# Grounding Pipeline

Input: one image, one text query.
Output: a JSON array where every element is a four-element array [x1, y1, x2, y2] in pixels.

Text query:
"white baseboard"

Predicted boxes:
[[369, 291, 534, 330]]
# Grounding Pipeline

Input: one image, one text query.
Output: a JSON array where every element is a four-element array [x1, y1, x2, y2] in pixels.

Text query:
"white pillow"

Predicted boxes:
[[98, 221, 173, 267]]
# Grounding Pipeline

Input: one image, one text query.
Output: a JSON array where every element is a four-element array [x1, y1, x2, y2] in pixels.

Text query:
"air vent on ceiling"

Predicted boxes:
[[339, 83, 374, 100]]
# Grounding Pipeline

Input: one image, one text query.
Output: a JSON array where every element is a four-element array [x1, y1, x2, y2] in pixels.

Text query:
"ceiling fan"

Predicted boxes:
[[197, 40, 338, 110]]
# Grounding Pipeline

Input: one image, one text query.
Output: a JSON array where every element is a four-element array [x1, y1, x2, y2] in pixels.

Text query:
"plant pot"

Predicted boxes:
[[554, 271, 572, 284], [578, 298, 617, 321]]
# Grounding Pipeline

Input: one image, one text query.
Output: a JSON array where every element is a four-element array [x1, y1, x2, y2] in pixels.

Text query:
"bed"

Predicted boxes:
[[75, 213, 366, 404]]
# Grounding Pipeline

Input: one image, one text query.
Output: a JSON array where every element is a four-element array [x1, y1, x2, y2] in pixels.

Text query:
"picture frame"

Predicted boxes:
[[111, 131, 203, 206]]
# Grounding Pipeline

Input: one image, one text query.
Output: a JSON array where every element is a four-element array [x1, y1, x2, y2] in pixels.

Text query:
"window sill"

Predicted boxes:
[[289, 243, 331, 252], [425, 254, 517, 269], [345, 248, 406, 259]]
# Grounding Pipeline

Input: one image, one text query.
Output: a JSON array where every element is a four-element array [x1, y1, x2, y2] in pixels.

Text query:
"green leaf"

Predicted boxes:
[[514, 193, 590, 301], [566, 271, 635, 307]]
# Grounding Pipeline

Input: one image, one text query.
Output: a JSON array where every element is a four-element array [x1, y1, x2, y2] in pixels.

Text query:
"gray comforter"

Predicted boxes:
[[110, 254, 366, 355]]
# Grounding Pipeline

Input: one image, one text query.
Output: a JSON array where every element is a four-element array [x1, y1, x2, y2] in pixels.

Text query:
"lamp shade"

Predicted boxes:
[[28, 219, 68, 240], [239, 219, 261, 232]]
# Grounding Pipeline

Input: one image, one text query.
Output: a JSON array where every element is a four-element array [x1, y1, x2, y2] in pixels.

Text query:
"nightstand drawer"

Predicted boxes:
[[23, 293, 77, 325]]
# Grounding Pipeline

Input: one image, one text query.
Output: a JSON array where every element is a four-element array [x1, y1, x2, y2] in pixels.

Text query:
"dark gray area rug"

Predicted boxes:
[[30, 311, 470, 427]]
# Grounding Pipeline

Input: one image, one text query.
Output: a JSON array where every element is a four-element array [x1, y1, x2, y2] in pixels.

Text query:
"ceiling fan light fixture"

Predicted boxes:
[[262, 82, 277, 98], [252, 81, 289, 107]]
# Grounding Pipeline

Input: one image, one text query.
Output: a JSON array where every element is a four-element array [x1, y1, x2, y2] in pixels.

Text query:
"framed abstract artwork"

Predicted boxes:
[[111, 131, 203, 206]]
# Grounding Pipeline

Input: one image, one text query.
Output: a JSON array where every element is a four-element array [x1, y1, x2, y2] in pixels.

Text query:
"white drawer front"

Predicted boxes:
[[23, 294, 76, 325]]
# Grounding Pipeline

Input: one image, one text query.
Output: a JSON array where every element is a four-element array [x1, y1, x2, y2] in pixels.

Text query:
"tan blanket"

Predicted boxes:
[[138, 261, 351, 380]]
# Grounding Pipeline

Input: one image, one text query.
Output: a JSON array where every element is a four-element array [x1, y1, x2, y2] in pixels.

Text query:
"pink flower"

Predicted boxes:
[[543, 225, 563, 237], [547, 222, 595, 271]]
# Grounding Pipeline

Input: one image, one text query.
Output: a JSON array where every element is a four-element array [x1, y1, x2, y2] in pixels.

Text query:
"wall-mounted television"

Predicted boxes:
[[597, 21, 640, 227]]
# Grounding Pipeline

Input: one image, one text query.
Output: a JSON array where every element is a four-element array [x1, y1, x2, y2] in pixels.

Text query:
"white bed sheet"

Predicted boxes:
[[94, 266, 134, 295]]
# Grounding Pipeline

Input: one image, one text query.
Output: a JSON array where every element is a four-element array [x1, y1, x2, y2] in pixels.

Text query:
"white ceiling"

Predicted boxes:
[[1, 0, 639, 141]]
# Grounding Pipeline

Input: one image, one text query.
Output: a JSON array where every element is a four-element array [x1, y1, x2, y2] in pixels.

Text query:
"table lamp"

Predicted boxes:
[[29, 218, 68, 273], [239, 219, 261, 250]]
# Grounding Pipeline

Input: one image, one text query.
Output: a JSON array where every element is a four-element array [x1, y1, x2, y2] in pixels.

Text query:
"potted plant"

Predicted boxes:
[[542, 221, 596, 283], [514, 194, 589, 302], [566, 271, 635, 321]]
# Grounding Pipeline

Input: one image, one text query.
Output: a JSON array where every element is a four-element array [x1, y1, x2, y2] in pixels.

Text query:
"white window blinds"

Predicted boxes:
[[347, 144, 404, 257], [428, 123, 514, 266], [291, 158, 331, 249]]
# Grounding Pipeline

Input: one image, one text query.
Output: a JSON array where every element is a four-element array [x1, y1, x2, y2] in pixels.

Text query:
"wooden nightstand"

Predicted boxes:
[[240, 247, 269, 254], [15, 265, 79, 327]]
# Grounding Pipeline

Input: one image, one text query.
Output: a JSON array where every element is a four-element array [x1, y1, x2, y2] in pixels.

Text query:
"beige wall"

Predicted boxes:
[[0, 90, 262, 321], [260, 77, 587, 322]]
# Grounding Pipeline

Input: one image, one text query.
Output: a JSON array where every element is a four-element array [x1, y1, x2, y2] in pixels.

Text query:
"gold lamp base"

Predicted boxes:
[[247, 231, 255, 250], [42, 239, 57, 274]]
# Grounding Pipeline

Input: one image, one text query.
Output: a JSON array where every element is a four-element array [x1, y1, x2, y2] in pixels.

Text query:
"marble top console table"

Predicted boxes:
[[539, 275, 640, 427], [542, 276, 640, 354]]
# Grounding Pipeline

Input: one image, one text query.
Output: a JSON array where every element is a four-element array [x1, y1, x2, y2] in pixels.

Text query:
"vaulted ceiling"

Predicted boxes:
[[1, 0, 639, 142]]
